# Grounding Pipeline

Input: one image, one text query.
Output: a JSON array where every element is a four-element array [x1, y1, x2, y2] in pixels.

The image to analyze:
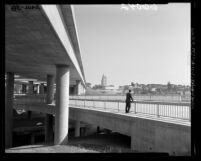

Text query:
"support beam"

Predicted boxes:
[[27, 81, 34, 120], [75, 120, 80, 137], [40, 83, 45, 94], [45, 75, 54, 143], [21, 84, 26, 93], [28, 81, 34, 94], [27, 111, 32, 120], [30, 134, 35, 144], [36, 84, 40, 94], [54, 65, 70, 145], [45, 114, 54, 143], [75, 80, 81, 95], [5, 72, 14, 148]]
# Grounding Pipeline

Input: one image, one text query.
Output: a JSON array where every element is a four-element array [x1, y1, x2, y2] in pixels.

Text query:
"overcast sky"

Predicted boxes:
[[73, 3, 190, 87]]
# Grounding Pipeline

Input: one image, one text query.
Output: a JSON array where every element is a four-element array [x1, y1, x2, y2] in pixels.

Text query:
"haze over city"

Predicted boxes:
[[73, 4, 190, 87]]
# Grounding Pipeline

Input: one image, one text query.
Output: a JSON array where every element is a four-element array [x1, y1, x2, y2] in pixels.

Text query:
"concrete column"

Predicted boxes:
[[45, 75, 54, 143], [30, 134, 35, 144], [27, 81, 34, 119], [27, 111, 32, 120], [39, 83, 45, 94], [28, 81, 34, 94], [75, 80, 81, 95], [97, 126, 100, 133], [75, 120, 80, 137], [36, 84, 40, 94], [85, 124, 97, 136], [5, 72, 14, 148], [21, 84, 26, 93], [54, 65, 70, 145]]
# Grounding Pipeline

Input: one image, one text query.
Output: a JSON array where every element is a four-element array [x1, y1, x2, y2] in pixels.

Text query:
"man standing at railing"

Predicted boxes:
[[125, 90, 134, 113]]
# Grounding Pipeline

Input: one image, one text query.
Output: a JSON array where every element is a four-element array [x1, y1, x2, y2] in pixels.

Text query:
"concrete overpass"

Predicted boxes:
[[5, 4, 86, 148], [5, 4, 191, 155], [13, 97, 191, 155]]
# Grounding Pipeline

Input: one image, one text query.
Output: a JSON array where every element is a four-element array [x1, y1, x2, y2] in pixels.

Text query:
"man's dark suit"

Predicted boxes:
[[125, 92, 133, 113]]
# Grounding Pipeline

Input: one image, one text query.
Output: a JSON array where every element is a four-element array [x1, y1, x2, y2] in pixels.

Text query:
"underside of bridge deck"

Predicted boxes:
[[5, 4, 86, 148]]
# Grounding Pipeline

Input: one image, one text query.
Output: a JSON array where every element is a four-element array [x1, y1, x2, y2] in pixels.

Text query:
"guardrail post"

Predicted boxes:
[[156, 104, 160, 117], [180, 95, 182, 102], [93, 100, 95, 108], [189, 105, 191, 121], [84, 99, 85, 108], [134, 101, 136, 114], [118, 101, 119, 112], [104, 101, 106, 110]]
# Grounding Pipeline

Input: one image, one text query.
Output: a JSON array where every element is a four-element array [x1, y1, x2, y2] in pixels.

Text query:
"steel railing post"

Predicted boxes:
[[189, 105, 191, 122], [157, 104, 159, 117], [134, 101, 136, 114], [118, 101, 119, 112]]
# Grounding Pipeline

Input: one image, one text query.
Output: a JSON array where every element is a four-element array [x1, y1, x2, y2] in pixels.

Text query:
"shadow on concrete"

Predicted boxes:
[[8, 142, 55, 151]]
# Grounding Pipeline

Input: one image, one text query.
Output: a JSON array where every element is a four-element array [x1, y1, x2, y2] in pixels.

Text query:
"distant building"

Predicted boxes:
[[119, 85, 125, 89], [101, 74, 107, 87], [151, 88, 157, 92], [184, 91, 191, 96], [86, 82, 92, 88], [92, 84, 103, 89], [105, 85, 116, 90]]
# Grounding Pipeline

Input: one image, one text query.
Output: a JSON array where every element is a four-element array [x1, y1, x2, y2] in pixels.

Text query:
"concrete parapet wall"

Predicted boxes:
[[69, 107, 191, 155], [154, 121, 191, 155], [14, 102, 55, 115], [13, 102, 191, 155], [69, 108, 132, 136], [130, 118, 191, 155]]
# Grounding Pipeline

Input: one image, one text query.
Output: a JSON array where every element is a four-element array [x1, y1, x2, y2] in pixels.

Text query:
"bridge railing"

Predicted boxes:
[[69, 98, 191, 121], [13, 94, 191, 121], [14, 94, 46, 104], [69, 95, 190, 102]]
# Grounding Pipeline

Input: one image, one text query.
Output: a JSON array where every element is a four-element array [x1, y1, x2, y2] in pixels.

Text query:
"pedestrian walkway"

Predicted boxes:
[[5, 143, 98, 153], [71, 105, 191, 126]]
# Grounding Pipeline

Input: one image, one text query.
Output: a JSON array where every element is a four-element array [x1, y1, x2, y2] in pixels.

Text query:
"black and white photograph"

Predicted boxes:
[[4, 2, 194, 156]]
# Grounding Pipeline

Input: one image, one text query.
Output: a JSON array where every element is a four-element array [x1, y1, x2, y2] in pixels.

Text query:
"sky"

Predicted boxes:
[[73, 3, 190, 87]]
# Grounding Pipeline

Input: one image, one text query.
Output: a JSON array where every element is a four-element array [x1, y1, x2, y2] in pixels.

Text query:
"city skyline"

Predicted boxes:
[[88, 73, 190, 88], [73, 4, 191, 87]]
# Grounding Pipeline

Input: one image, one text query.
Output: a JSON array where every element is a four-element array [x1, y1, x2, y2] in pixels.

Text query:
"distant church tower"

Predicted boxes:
[[101, 74, 107, 87]]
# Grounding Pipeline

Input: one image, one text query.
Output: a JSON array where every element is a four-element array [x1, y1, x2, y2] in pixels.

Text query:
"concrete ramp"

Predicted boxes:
[[69, 107, 191, 156]]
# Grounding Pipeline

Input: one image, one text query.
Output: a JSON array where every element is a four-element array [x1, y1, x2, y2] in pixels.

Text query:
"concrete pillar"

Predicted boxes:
[[45, 114, 54, 143], [97, 126, 100, 133], [54, 65, 70, 145], [21, 84, 26, 93], [27, 81, 34, 119], [75, 80, 81, 95], [28, 81, 34, 94], [30, 134, 35, 144], [27, 111, 32, 120], [45, 75, 54, 143], [75, 120, 80, 137], [36, 84, 40, 94], [39, 83, 45, 94], [5, 72, 14, 148], [84, 124, 97, 136]]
